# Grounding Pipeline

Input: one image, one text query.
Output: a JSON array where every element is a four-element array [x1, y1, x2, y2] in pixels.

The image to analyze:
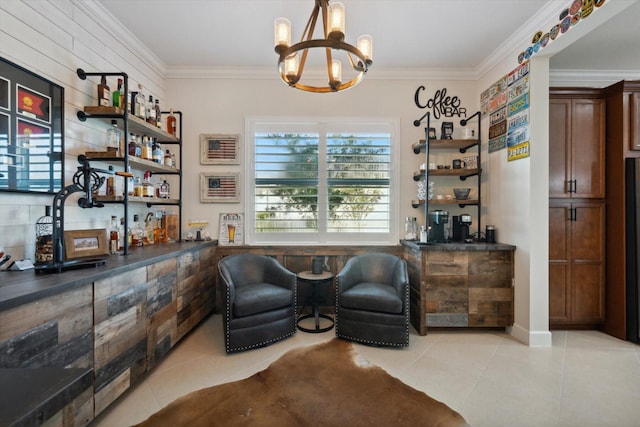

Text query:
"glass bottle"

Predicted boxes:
[[98, 75, 110, 107], [135, 83, 146, 119], [106, 165, 115, 197], [404, 216, 418, 240], [146, 95, 156, 125], [106, 120, 122, 155], [128, 132, 136, 157], [141, 135, 151, 160], [112, 78, 123, 109], [159, 180, 170, 198], [119, 217, 125, 250], [154, 99, 162, 128], [142, 171, 154, 197], [164, 149, 173, 167], [109, 216, 119, 254], [35, 206, 54, 265], [152, 139, 163, 163], [166, 108, 177, 136], [131, 214, 144, 246]]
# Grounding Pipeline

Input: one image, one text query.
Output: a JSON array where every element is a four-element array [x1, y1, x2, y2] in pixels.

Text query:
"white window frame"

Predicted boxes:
[[245, 116, 400, 245]]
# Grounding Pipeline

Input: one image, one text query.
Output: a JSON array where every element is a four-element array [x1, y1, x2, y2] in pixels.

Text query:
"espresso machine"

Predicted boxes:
[[452, 214, 472, 242], [428, 210, 449, 243]]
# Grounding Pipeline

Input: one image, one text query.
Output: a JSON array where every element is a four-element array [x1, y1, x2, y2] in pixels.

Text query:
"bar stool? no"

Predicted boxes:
[[297, 270, 334, 333]]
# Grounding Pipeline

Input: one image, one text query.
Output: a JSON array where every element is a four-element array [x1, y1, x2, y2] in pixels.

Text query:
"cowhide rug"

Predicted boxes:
[[135, 338, 469, 426]]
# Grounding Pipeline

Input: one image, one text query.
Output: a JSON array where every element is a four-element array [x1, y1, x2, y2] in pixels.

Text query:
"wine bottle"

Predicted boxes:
[[112, 78, 123, 109], [155, 99, 161, 128], [146, 95, 156, 125]]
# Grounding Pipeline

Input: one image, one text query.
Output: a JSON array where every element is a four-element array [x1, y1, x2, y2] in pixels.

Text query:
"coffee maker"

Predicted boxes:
[[428, 210, 449, 242], [452, 214, 472, 242]]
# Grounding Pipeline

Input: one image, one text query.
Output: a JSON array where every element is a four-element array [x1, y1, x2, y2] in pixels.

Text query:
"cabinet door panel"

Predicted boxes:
[[631, 92, 640, 151], [549, 204, 568, 261], [549, 264, 570, 321], [572, 263, 604, 322], [571, 203, 605, 261], [549, 100, 571, 198], [572, 99, 605, 198]]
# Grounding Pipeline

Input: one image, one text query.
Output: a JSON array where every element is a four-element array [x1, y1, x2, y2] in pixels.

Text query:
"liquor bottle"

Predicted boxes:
[[166, 108, 177, 136], [109, 216, 119, 254], [155, 99, 162, 128], [141, 135, 151, 160], [142, 171, 154, 197], [112, 78, 123, 109], [144, 212, 155, 245], [119, 217, 126, 250], [98, 75, 110, 107], [106, 120, 122, 155], [135, 84, 146, 119], [146, 95, 156, 125], [106, 166, 115, 197], [135, 135, 142, 158], [128, 133, 136, 156], [131, 214, 144, 246], [164, 149, 173, 167], [159, 180, 170, 198], [152, 139, 163, 163]]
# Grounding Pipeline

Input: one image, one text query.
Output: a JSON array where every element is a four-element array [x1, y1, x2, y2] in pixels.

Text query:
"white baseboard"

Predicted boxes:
[[508, 323, 553, 347]]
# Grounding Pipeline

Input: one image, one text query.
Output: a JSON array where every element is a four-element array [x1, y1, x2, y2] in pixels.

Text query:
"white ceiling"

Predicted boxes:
[[94, 0, 640, 80]]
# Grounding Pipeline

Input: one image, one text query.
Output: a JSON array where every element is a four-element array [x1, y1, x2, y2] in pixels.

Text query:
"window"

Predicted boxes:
[[246, 118, 399, 245]]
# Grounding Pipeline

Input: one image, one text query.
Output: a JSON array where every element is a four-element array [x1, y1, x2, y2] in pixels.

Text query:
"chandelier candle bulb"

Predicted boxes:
[[357, 35, 373, 62], [331, 60, 342, 85], [274, 18, 291, 52], [284, 54, 299, 80], [328, 1, 345, 39]]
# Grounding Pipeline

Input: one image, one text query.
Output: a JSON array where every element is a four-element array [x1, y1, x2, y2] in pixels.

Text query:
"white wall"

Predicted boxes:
[[0, 0, 167, 260], [166, 77, 479, 242]]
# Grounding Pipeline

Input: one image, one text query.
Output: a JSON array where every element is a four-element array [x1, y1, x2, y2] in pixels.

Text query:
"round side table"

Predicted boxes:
[[297, 270, 334, 333]]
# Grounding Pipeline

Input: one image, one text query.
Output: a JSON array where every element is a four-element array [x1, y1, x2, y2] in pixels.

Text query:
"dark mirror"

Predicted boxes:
[[0, 56, 64, 194]]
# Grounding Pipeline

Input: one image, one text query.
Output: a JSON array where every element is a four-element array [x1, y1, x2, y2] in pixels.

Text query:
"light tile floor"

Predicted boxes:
[[92, 315, 640, 427]]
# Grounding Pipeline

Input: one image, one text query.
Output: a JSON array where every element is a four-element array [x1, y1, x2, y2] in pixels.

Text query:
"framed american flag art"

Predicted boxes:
[[200, 172, 239, 203], [200, 133, 239, 164]]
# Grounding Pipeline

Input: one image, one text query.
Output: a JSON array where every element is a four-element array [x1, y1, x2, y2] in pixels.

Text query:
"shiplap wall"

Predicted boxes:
[[0, 0, 167, 260]]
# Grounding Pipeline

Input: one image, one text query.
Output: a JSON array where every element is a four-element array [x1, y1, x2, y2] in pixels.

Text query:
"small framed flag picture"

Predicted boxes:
[[200, 134, 240, 164]]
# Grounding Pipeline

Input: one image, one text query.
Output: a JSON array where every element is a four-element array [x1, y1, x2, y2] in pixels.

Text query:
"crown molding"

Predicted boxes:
[[73, 0, 166, 76], [474, 0, 567, 79], [550, 69, 640, 87]]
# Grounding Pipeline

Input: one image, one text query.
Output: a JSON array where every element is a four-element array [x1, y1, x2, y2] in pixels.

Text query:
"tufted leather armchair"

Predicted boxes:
[[336, 253, 410, 347], [218, 254, 297, 353]]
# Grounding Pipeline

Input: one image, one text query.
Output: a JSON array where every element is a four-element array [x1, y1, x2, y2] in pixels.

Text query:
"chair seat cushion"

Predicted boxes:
[[340, 282, 403, 314], [234, 283, 293, 317]]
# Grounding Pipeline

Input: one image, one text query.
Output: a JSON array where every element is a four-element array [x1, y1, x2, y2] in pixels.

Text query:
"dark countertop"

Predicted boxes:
[[0, 240, 217, 311], [401, 239, 516, 251], [0, 368, 93, 426]]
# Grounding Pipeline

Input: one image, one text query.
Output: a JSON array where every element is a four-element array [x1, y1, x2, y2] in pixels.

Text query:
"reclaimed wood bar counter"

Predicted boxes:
[[402, 240, 516, 335], [0, 241, 217, 426]]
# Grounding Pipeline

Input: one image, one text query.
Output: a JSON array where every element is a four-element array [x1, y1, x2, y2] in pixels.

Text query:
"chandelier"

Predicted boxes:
[[274, 0, 372, 93]]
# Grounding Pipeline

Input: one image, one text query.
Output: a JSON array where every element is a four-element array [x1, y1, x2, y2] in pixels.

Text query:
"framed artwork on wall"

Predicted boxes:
[[200, 172, 239, 203], [0, 56, 65, 194], [199, 134, 240, 164]]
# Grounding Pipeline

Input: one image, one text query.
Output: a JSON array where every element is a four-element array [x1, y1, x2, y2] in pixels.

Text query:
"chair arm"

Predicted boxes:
[[336, 258, 362, 292], [218, 262, 236, 306], [392, 259, 409, 298]]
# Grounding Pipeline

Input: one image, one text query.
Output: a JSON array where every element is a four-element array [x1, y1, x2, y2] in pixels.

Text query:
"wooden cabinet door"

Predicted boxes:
[[549, 200, 605, 326], [571, 99, 605, 198], [549, 99, 571, 198], [549, 202, 570, 322], [631, 92, 640, 151], [571, 201, 605, 323]]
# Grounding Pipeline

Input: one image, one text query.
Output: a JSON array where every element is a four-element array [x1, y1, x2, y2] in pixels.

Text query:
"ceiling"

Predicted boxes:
[[94, 0, 640, 79]]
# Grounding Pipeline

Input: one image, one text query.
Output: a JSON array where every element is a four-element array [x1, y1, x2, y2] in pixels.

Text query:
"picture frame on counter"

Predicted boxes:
[[218, 213, 244, 245], [200, 172, 239, 203], [64, 229, 108, 260], [199, 133, 240, 164]]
